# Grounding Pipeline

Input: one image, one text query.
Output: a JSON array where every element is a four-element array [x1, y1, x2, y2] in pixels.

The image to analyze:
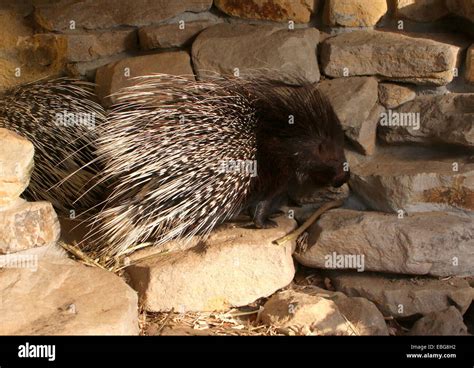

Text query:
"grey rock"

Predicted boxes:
[[294, 209, 474, 277], [192, 23, 320, 84]]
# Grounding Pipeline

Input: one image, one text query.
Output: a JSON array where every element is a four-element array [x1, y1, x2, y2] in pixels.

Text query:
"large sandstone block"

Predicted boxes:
[[378, 93, 474, 149], [34, 0, 213, 31], [0, 258, 139, 335], [139, 20, 218, 50], [294, 209, 474, 277], [320, 30, 459, 85], [0, 128, 34, 206], [126, 216, 297, 312], [69, 29, 137, 61], [348, 149, 474, 214], [192, 24, 320, 84], [324, 0, 387, 27], [95, 51, 194, 107], [318, 77, 380, 155], [329, 272, 474, 317], [66, 52, 132, 81], [214, 0, 317, 23]]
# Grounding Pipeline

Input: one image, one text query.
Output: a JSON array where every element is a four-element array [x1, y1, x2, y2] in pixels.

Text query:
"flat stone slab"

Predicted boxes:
[[294, 209, 474, 277], [320, 30, 459, 85], [126, 216, 297, 312], [192, 23, 320, 84], [214, 0, 316, 23], [328, 271, 474, 318], [0, 255, 139, 335], [348, 149, 474, 214], [34, 0, 213, 31], [378, 93, 474, 149], [323, 0, 387, 27], [95, 51, 194, 107], [139, 20, 219, 49], [318, 77, 380, 155]]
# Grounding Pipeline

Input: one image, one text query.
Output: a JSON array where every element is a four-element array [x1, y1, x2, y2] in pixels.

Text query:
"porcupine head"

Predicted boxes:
[[247, 82, 350, 229]]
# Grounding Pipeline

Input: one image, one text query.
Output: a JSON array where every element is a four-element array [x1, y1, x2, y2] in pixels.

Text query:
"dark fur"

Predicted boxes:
[[239, 81, 349, 228]]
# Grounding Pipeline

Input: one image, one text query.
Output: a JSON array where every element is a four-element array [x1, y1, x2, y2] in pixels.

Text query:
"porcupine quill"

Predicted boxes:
[[82, 74, 350, 259], [0, 78, 106, 213]]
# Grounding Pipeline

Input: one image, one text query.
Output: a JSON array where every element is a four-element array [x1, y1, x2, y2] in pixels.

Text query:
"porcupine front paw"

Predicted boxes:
[[253, 200, 279, 229]]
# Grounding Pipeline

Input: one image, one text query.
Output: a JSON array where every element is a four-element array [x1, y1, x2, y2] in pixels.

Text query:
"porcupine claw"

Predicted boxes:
[[253, 200, 279, 229]]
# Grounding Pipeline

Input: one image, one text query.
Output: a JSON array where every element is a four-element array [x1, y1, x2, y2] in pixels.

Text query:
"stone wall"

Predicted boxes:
[[0, 0, 472, 91], [0, 0, 473, 336]]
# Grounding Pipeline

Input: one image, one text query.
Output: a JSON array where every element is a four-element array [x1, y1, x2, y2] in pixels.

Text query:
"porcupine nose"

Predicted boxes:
[[332, 169, 350, 188]]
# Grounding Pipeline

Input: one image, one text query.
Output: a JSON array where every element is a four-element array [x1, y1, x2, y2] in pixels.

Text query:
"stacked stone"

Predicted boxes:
[[0, 128, 139, 335], [0, 0, 473, 335], [0, 128, 60, 253]]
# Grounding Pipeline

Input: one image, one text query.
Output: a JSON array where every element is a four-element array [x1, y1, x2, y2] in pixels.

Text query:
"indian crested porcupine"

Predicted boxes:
[[0, 78, 106, 212], [85, 74, 349, 259]]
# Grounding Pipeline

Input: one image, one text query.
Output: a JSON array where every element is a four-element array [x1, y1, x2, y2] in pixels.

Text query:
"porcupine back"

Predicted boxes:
[[84, 74, 259, 258], [0, 78, 106, 213]]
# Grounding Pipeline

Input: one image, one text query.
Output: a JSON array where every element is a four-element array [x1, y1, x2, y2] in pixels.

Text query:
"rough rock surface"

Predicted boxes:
[[0, 199, 60, 254], [95, 51, 194, 106], [320, 30, 459, 85], [349, 149, 474, 214], [126, 216, 297, 312], [378, 94, 474, 149], [139, 20, 218, 49], [317, 77, 380, 155], [323, 0, 387, 27], [0, 258, 139, 335], [67, 52, 132, 81], [378, 83, 416, 109], [0, 10, 48, 90], [294, 209, 474, 277], [328, 272, 474, 318], [192, 24, 320, 84], [408, 307, 469, 335], [214, 0, 317, 23], [396, 0, 449, 22], [0, 128, 34, 206], [261, 288, 388, 335], [34, 0, 213, 31], [32, 28, 137, 63], [261, 290, 357, 335]]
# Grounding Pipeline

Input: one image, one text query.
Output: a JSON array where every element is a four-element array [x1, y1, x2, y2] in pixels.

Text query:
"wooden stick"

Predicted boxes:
[[273, 199, 345, 246]]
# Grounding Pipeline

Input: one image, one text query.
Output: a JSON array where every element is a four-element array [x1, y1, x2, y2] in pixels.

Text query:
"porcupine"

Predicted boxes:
[[84, 74, 350, 259], [0, 78, 106, 213]]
